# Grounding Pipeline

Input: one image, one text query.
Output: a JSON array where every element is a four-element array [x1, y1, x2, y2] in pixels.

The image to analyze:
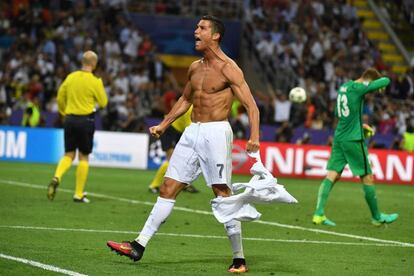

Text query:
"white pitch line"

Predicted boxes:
[[0, 253, 87, 276], [1, 179, 414, 248], [253, 220, 414, 247], [0, 225, 410, 248]]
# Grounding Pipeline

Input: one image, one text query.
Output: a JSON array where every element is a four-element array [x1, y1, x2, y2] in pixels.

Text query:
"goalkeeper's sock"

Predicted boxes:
[[75, 160, 89, 198], [149, 160, 169, 189], [363, 184, 381, 220], [224, 220, 244, 259], [135, 196, 175, 247], [314, 179, 334, 216], [54, 155, 73, 180]]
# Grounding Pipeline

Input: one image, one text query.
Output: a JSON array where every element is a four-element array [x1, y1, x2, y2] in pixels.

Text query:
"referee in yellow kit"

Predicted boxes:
[[47, 50, 108, 203]]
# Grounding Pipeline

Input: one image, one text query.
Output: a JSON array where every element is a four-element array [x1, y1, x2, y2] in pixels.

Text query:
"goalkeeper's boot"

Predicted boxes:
[[371, 213, 398, 226], [47, 177, 59, 201], [107, 240, 145, 262], [228, 258, 248, 273], [312, 215, 336, 226]]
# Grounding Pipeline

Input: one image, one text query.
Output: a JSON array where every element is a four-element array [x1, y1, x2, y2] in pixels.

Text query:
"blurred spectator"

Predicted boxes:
[[231, 106, 249, 139], [256, 34, 275, 59], [0, 0, 412, 149], [130, 66, 150, 94], [296, 132, 311, 145], [400, 122, 414, 152], [114, 70, 130, 95], [27, 74, 43, 101], [311, 113, 324, 130], [148, 54, 169, 93], [123, 26, 142, 60], [0, 1, 177, 133], [119, 93, 144, 132], [398, 70, 413, 100], [304, 96, 315, 128], [275, 121, 293, 143], [253, 89, 274, 125], [378, 109, 397, 135], [21, 95, 41, 127], [243, 0, 414, 147], [163, 89, 178, 114], [138, 35, 154, 57], [273, 93, 291, 126]]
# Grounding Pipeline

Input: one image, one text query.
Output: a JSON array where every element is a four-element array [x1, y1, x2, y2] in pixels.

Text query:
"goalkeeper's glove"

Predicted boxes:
[[363, 124, 375, 138]]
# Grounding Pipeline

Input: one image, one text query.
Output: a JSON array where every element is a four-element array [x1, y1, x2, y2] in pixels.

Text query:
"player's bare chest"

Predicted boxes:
[[190, 65, 229, 93]]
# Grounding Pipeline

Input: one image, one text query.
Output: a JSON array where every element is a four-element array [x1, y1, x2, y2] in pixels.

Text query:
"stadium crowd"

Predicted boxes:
[[0, 0, 413, 151], [0, 0, 176, 132], [243, 0, 414, 142]]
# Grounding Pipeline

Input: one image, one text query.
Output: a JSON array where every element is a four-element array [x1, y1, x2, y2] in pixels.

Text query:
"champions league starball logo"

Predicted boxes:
[[149, 140, 166, 165]]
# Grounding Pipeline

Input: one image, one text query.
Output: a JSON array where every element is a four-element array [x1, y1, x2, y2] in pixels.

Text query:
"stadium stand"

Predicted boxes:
[[0, 0, 413, 151]]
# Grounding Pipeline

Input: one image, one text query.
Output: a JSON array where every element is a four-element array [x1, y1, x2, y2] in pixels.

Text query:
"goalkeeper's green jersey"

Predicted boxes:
[[333, 77, 390, 141]]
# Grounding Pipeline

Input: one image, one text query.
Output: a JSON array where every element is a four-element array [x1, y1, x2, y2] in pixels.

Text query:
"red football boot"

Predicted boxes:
[[228, 258, 248, 273], [107, 240, 145, 262]]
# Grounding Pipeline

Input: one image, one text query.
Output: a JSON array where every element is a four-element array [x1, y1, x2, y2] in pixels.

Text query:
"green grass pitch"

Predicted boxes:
[[0, 161, 413, 275]]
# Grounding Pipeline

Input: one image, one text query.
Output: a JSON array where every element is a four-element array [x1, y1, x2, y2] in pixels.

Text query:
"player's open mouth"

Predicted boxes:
[[195, 37, 201, 44]]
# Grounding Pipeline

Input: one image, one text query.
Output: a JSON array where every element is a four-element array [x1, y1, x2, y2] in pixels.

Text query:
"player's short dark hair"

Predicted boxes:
[[201, 15, 225, 42], [361, 68, 381, 81]]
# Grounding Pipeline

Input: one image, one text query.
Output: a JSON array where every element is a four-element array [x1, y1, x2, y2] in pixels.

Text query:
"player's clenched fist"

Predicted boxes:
[[246, 139, 260, 153], [149, 125, 165, 138]]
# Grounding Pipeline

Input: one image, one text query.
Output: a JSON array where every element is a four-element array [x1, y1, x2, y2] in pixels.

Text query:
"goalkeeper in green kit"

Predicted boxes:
[[312, 68, 398, 226]]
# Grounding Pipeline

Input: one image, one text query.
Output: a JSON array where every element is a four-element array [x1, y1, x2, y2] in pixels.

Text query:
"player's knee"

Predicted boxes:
[[224, 220, 241, 236], [361, 174, 374, 185], [159, 183, 172, 198], [159, 179, 180, 199], [78, 153, 89, 161], [65, 152, 76, 160], [326, 171, 340, 183]]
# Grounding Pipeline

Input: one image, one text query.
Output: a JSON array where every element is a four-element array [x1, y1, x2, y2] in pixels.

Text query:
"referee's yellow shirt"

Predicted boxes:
[[57, 71, 108, 116], [171, 105, 193, 133]]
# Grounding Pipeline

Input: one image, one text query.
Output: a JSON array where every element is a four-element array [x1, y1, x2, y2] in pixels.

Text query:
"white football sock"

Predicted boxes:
[[135, 196, 175, 247], [224, 220, 244, 259]]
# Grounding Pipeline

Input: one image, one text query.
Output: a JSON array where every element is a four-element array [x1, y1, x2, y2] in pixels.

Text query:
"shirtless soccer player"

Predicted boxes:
[[107, 15, 260, 273]]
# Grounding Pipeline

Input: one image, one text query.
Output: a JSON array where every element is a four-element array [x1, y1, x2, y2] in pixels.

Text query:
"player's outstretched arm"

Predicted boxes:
[[366, 77, 390, 93], [222, 62, 260, 152]]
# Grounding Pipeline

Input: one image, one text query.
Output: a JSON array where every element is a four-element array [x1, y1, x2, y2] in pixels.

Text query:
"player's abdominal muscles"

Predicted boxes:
[[194, 97, 231, 122]]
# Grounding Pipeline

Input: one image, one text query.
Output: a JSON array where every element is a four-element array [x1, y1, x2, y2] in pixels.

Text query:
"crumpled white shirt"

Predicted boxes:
[[211, 151, 298, 224]]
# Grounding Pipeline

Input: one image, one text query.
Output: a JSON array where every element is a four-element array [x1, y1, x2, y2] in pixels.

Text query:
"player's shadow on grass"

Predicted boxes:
[[111, 255, 302, 274], [109, 257, 225, 267], [249, 254, 303, 274]]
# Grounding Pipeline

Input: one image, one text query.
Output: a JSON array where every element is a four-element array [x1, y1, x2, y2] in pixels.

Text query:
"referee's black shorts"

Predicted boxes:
[[64, 114, 95, 154], [160, 126, 182, 151]]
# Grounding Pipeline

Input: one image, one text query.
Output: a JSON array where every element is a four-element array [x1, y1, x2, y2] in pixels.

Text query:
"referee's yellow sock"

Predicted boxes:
[[54, 155, 73, 180], [149, 160, 169, 189], [75, 160, 89, 198]]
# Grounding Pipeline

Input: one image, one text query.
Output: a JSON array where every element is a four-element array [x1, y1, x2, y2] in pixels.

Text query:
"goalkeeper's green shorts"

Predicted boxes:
[[327, 140, 372, 177]]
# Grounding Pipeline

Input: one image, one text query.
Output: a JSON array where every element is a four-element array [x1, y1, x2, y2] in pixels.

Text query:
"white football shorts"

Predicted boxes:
[[165, 121, 233, 187]]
